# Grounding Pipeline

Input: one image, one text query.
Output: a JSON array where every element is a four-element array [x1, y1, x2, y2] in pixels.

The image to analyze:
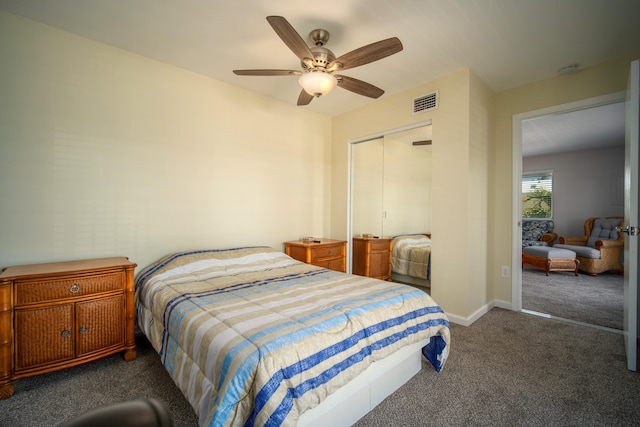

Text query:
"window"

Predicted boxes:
[[522, 171, 553, 219]]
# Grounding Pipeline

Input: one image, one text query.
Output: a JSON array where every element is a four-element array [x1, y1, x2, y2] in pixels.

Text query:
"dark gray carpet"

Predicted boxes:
[[354, 308, 640, 427], [521, 266, 624, 330], [1, 309, 639, 427], [0, 336, 198, 427]]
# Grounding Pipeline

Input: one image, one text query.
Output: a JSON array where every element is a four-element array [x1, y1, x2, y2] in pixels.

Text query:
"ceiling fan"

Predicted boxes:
[[233, 16, 403, 106]]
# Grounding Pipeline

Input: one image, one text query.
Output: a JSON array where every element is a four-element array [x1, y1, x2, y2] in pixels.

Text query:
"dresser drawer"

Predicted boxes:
[[310, 244, 343, 261], [314, 258, 345, 272], [15, 272, 124, 305], [368, 239, 390, 251]]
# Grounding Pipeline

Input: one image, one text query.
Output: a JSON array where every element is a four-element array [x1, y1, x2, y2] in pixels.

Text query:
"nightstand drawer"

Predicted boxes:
[[310, 243, 344, 261], [367, 239, 390, 251], [15, 272, 124, 305], [313, 258, 345, 271], [284, 239, 347, 273]]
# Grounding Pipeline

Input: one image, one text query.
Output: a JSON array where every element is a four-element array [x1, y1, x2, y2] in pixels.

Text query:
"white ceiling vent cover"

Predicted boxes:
[[413, 90, 439, 114]]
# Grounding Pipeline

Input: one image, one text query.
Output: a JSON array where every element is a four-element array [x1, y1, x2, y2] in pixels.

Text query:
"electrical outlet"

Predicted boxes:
[[501, 266, 510, 278]]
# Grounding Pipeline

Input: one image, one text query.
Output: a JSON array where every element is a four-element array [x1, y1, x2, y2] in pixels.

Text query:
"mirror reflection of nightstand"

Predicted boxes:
[[352, 237, 392, 280]]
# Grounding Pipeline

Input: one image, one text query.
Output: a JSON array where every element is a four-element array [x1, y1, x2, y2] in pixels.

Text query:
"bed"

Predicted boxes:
[[135, 246, 450, 426], [391, 234, 432, 288]]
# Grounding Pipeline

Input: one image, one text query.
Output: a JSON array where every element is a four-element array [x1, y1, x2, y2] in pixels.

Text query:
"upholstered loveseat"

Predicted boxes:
[[522, 219, 557, 247], [554, 216, 624, 276]]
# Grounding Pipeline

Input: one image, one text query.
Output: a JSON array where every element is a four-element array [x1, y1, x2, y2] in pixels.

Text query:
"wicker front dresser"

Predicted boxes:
[[352, 237, 392, 280], [285, 239, 347, 273], [0, 257, 137, 399]]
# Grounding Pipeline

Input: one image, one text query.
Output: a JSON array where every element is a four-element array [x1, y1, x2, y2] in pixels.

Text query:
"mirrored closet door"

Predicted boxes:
[[350, 123, 433, 288]]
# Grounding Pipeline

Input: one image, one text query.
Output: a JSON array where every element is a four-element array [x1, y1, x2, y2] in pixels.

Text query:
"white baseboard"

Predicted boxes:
[[445, 298, 513, 326]]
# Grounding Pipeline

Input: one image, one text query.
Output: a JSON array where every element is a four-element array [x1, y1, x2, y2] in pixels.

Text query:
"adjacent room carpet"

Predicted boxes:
[[521, 265, 624, 330], [1, 308, 639, 426]]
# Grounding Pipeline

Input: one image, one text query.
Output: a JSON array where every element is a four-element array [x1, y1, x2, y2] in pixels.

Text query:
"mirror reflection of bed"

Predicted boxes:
[[390, 233, 432, 291], [351, 123, 433, 292]]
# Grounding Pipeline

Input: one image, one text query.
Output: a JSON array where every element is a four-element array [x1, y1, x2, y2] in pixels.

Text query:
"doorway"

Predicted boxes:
[[512, 92, 626, 330]]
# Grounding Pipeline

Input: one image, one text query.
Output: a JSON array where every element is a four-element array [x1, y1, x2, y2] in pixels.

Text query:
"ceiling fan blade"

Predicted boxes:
[[297, 89, 314, 106], [336, 75, 384, 99], [328, 37, 403, 72], [266, 16, 315, 62], [233, 69, 301, 76]]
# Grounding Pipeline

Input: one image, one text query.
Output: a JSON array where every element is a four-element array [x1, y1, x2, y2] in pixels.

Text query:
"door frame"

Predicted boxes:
[[623, 59, 639, 371], [511, 91, 626, 311]]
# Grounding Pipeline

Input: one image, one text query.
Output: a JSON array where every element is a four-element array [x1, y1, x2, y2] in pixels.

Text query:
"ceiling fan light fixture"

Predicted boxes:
[[299, 71, 337, 97], [236, 16, 403, 105]]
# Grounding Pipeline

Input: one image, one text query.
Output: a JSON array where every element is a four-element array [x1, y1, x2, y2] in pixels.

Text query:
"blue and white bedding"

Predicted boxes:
[[392, 234, 432, 280], [135, 246, 450, 426]]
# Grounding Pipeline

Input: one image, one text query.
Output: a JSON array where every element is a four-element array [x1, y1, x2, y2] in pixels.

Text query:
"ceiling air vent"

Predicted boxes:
[[413, 90, 438, 114]]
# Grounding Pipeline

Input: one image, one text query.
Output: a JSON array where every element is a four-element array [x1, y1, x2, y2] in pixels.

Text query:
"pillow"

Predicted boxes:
[[587, 218, 622, 247], [135, 246, 284, 290], [522, 220, 554, 241]]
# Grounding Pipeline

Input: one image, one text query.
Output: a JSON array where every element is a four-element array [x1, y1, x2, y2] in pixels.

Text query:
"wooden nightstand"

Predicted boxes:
[[0, 257, 137, 399], [285, 239, 347, 273], [352, 237, 392, 280]]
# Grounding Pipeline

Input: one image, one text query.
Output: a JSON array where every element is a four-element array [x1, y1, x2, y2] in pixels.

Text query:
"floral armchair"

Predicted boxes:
[[522, 219, 557, 247], [554, 216, 624, 276]]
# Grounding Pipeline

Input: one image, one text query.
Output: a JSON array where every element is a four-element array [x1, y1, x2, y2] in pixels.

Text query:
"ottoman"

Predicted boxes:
[[522, 246, 580, 276]]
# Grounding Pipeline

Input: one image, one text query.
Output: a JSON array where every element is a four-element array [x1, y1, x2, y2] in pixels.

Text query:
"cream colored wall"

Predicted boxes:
[[332, 69, 493, 320], [467, 72, 494, 313], [0, 12, 332, 271], [490, 56, 639, 304]]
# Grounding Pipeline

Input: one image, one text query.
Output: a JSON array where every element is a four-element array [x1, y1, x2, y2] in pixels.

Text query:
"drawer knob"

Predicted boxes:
[[79, 325, 89, 335], [69, 284, 80, 293], [329, 250, 333, 255], [61, 329, 72, 338]]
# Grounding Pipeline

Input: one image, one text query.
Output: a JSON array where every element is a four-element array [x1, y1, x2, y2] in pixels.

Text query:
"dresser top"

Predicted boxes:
[[353, 236, 392, 240], [285, 238, 346, 247], [0, 257, 136, 280]]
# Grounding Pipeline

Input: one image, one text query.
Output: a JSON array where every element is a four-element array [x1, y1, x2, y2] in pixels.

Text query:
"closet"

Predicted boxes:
[[349, 123, 433, 283]]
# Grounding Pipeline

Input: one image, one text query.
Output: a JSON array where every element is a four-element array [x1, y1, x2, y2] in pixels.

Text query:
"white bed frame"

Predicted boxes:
[[299, 338, 429, 427]]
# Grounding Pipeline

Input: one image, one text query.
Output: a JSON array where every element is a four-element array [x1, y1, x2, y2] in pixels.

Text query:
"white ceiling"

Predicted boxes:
[[1, 0, 638, 154], [522, 101, 626, 157]]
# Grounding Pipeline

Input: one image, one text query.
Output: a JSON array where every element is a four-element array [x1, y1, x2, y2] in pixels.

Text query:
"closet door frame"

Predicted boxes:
[[347, 119, 432, 273]]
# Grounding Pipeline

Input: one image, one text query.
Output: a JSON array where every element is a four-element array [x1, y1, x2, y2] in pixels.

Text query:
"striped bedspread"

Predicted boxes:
[[392, 234, 432, 280], [135, 246, 450, 426]]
